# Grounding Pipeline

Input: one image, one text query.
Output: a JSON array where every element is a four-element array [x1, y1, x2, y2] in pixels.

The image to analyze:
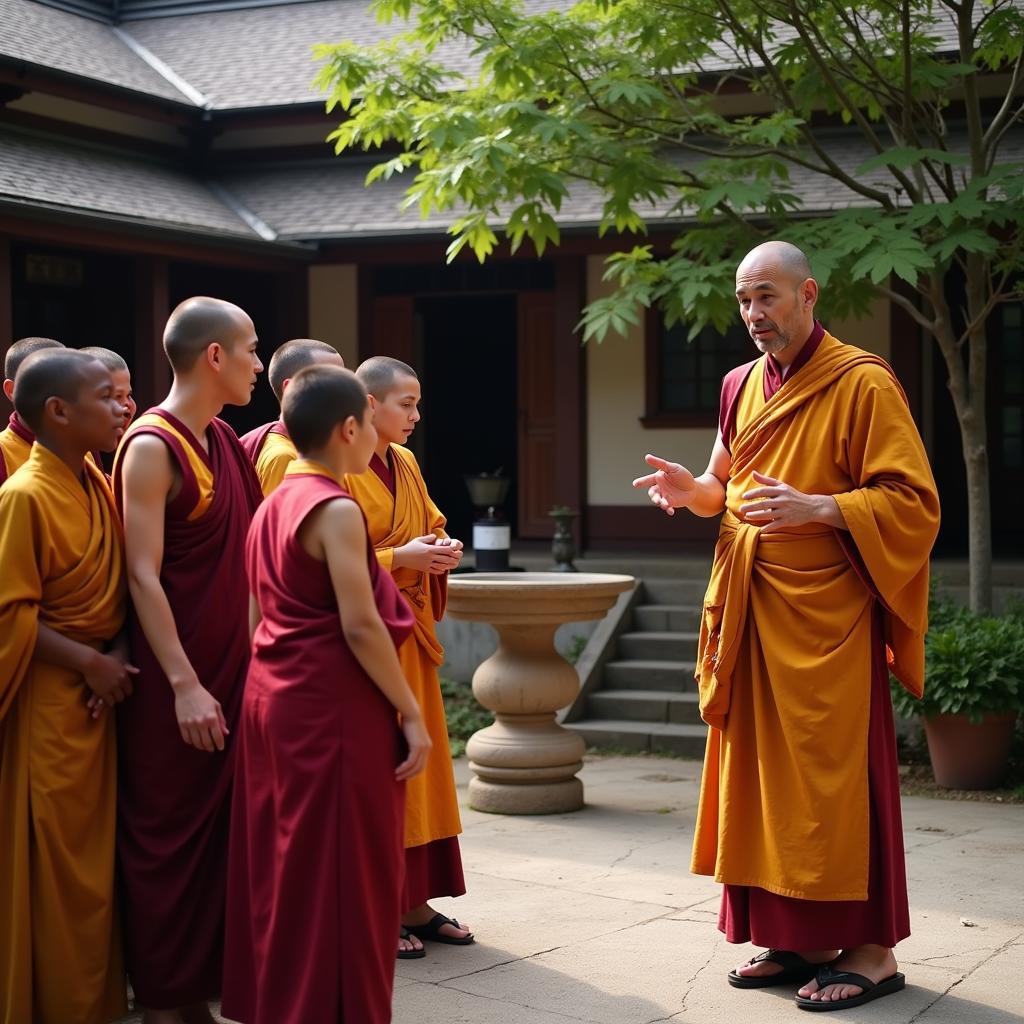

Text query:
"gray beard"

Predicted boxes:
[[752, 329, 792, 355]]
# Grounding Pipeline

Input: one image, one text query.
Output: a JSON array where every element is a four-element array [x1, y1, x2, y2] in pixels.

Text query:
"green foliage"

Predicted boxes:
[[563, 633, 589, 666], [315, 0, 1024, 341], [440, 677, 493, 758], [891, 594, 1024, 724]]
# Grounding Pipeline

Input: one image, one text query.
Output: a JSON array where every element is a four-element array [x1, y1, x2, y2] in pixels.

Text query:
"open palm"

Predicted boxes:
[[632, 454, 697, 516]]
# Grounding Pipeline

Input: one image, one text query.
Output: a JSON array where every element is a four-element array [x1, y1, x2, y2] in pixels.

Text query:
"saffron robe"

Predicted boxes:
[[0, 444, 127, 1024], [113, 409, 263, 1008], [344, 445, 465, 897], [222, 462, 415, 1024], [691, 333, 940, 903], [239, 420, 298, 497], [0, 412, 34, 486]]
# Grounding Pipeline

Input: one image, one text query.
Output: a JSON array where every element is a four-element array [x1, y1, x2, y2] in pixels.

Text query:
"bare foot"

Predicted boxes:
[[736, 948, 838, 979], [142, 1011, 184, 1024], [402, 901, 472, 942], [797, 944, 898, 1002], [399, 930, 425, 955]]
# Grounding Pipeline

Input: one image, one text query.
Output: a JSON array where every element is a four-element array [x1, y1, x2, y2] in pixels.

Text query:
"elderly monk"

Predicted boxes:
[[114, 297, 264, 1024], [0, 336, 65, 485], [0, 349, 134, 1024], [239, 338, 344, 496], [633, 241, 939, 1013]]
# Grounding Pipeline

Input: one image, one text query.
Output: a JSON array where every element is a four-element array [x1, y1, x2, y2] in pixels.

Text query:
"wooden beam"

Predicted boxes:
[[132, 256, 172, 411]]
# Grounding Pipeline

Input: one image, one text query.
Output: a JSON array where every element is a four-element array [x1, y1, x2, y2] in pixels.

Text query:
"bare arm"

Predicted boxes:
[[34, 624, 138, 713], [310, 499, 431, 781], [632, 433, 732, 518], [121, 436, 228, 752]]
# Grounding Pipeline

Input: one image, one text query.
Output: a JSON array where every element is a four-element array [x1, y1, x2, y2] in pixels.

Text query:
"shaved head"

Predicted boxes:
[[268, 339, 343, 401], [5, 336, 64, 381], [80, 346, 129, 373], [356, 356, 418, 399], [163, 296, 251, 373], [737, 240, 812, 285], [13, 349, 104, 433], [283, 365, 368, 453]]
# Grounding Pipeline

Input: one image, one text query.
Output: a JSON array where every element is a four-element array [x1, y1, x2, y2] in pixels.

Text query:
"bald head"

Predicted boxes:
[[268, 339, 344, 401], [356, 356, 418, 399], [13, 350, 104, 433], [737, 240, 812, 284], [5, 336, 64, 382], [163, 296, 252, 374], [80, 346, 129, 373]]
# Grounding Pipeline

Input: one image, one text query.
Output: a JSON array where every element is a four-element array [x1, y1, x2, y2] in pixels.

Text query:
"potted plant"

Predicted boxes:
[[891, 597, 1024, 789]]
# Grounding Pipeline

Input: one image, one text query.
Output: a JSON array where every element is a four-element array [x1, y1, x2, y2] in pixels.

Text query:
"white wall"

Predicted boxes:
[[308, 264, 359, 366]]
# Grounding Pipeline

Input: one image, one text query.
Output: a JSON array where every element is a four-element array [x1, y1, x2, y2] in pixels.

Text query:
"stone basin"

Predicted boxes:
[[447, 572, 634, 814]]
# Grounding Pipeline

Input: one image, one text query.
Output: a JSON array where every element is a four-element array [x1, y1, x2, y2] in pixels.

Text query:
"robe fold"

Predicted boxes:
[[222, 461, 415, 1024], [0, 412, 34, 486], [239, 420, 298, 497], [113, 409, 263, 1008], [344, 444, 466, 908], [0, 444, 127, 1024], [691, 333, 939, 908]]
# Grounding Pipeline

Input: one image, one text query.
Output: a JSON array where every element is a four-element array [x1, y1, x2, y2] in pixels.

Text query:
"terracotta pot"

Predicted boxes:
[[923, 711, 1019, 790]]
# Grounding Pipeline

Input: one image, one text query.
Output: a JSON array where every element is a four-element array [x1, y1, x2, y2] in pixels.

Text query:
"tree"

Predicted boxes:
[[316, 0, 1024, 612]]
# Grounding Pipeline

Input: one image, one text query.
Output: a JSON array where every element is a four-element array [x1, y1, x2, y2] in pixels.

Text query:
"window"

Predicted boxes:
[[643, 313, 752, 427]]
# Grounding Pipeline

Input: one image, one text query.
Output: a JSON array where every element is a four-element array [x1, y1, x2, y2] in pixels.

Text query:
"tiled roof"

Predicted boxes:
[[0, 129, 258, 236], [0, 0, 193, 103]]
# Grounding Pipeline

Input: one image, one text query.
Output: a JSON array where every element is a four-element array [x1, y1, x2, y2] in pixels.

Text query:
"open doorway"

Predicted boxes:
[[416, 293, 518, 543]]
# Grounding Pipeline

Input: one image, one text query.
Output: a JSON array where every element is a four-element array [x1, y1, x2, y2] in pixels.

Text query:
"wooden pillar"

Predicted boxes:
[[275, 266, 309, 341], [553, 256, 586, 546], [133, 256, 171, 411]]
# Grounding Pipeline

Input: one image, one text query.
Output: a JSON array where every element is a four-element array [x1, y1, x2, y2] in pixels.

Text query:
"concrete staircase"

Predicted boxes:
[[566, 576, 709, 757]]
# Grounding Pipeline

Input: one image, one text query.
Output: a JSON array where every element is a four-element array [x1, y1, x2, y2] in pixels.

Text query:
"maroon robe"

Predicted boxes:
[[238, 419, 289, 463], [716, 325, 910, 948], [113, 410, 263, 1008], [222, 467, 415, 1024]]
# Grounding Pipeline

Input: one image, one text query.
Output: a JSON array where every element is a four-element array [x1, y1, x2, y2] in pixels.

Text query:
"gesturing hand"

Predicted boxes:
[[632, 454, 697, 516], [174, 679, 229, 752], [739, 471, 838, 533]]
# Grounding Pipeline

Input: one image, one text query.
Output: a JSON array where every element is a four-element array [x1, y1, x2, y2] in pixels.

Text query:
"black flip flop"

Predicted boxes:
[[397, 926, 426, 959], [728, 949, 822, 989], [405, 913, 475, 946], [795, 966, 906, 1011]]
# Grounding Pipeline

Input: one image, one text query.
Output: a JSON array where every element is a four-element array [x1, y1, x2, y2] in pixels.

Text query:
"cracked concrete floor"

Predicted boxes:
[[119, 755, 1024, 1023]]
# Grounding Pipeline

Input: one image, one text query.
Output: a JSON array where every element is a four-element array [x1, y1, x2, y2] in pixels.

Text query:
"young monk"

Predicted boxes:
[[0, 336, 64, 485], [80, 347, 137, 471], [0, 348, 135, 1024], [222, 364, 431, 1024], [239, 337, 344, 495], [347, 356, 472, 958], [113, 297, 264, 1024]]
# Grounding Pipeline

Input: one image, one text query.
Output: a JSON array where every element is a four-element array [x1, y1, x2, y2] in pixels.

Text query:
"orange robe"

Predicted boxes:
[[0, 444, 127, 1024], [0, 412, 34, 486], [239, 420, 298, 497], [691, 333, 940, 902], [344, 446, 463, 862]]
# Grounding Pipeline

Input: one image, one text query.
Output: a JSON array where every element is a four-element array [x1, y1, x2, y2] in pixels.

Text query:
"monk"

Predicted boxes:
[[239, 337, 344, 495], [634, 241, 940, 1012], [347, 356, 472, 958], [80, 348, 137, 471], [222, 364, 431, 1024], [0, 349, 135, 1023], [0, 336, 64, 485], [113, 297, 264, 1024]]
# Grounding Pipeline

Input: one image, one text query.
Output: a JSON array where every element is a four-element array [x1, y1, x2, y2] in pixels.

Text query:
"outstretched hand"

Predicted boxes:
[[632, 454, 697, 516]]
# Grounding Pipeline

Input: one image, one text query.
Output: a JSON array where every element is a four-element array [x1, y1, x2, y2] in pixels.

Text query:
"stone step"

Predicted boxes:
[[617, 630, 699, 661], [569, 719, 707, 757], [642, 579, 708, 604], [588, 689, 703, 725], [604, 659, 696, 691], [633, 603, 702, 632]]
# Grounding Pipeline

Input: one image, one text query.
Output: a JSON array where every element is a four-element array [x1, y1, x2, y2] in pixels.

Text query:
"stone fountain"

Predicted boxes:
[[446, 571, 634, 814]]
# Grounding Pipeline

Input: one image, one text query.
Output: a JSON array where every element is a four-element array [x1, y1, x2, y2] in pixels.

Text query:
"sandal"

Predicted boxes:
[[728, 948, 823, 989], [397, 926, 426, 960], [795, 965, 906, 1011], [405, 913, 475, 946]]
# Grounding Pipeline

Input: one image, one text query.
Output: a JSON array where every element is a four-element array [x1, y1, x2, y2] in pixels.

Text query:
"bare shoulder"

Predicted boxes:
[[121, 433, 175, 493]]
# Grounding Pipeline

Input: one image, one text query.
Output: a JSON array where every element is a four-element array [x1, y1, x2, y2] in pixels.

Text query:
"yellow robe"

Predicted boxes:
[[0, 444, 127, 1024], [344, 444, 463, 849], [691, 334, 939, 902], [254, 430, 298, 497], [0, 419, 33, 484]]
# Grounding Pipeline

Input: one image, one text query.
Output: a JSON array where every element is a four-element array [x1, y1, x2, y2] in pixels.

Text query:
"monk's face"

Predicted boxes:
[[735, 257, 815, 355], [65, 360, 129, 453], [372, 373, 421, 446], [215, 314, 263, 406], [110, 368, 136, 430]]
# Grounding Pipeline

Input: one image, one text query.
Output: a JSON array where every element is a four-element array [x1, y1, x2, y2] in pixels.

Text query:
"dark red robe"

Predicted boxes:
[[716, 325, 910, 949], [222, 467, 415, 1024], [113, 410, 263, 1008], [238, 419, 289, 463]]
